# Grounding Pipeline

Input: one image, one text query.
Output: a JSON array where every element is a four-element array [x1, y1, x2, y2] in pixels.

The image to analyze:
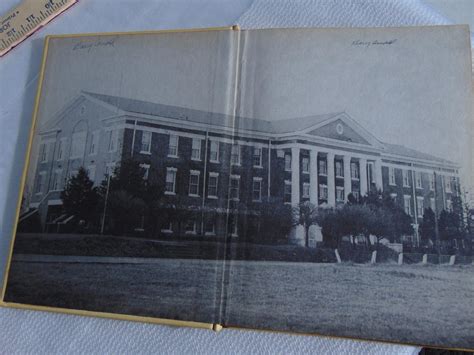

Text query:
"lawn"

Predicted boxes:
[[4, 259, 474, 349]]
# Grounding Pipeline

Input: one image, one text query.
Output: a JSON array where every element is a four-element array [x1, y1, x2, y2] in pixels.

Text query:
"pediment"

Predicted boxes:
[[307, 118, 371, 145]]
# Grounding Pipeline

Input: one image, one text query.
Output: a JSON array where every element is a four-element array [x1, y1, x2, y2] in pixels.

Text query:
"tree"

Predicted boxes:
[[319, 207, 342, 248], [359, 189, 412, 244], [105, 159, 148, 198], [292, 201, 321, 247], [337, 204, 372, 248], [60, 167, 99, 227], [438, 210, 464, 243], [419, 208, 436, 246], [254, 197, 293, 244], [107, 190, 146, 235], [98, 159, 162, 235]]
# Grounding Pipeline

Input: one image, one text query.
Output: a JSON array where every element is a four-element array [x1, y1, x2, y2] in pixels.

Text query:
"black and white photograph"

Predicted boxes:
[[2, 26, 473, 349]]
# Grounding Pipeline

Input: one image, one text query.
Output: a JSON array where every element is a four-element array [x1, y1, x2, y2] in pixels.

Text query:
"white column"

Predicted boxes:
[[360, 158, 368, 197], [327, 152, 335, 206], [309, 149, 319, 204], [343, 155, 352, 202], [291, 147, 300, 205], [375, 157, 383, 191]]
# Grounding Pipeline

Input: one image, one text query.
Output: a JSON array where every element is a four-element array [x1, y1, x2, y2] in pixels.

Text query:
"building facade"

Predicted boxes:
[[27, 92, 461, 245]]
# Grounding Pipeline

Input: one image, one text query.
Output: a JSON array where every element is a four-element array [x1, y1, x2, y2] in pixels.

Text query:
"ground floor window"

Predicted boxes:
[[161, 222, 173, 233], [336, 186, 345, 202], [319, 184, 328, 200], [165, 168, 177, 194], [230, 219, 238, 237], [416, 197, 424, 217], [302, 183, 310, 198], [205, 220, 215, 235], [404, 195, 412, 216], [252, 178, 262, 202], [185, 220, 196, 234], [284, 180, 292, 203]]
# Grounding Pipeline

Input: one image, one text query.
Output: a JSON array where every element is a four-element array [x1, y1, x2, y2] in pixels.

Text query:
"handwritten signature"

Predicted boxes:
[[73, 38, 117, 53], [352, 39, 397, 48]]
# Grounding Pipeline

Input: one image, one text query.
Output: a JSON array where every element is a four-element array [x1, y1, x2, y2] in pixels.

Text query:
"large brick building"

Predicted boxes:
[[27, 91, 461, 245]]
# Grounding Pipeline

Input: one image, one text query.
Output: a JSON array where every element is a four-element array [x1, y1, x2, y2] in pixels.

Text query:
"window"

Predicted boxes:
[[71, 131, 87, 158], [87, 165, 96, 182], [107, 129, 118, 152], [104, 163, 116, 178], [165, 168, 177, 194], [161, 222, 173, 233], [390, 193, 397, 202], [231, 144, 240, 165], [351, 162, 359, 180], [402, 170, 410, 187], [185, 220, 196, 234], [252, 177, 262, 202], [140, 164, 150, 181], [404, 195, 412, 216], [141, 131, 152, 153], [205, 220, 215, 235], [230, 175, 240, 201], [389, 167, 396, 185], [319, 159, 327, 175], [284, 154, 292, 171], [430, 197, 436, 211], [335, 161, 344, 178], [336, 186, 345, 202], [57, 138, 67, 160], [253, 147, 262, 167], [51, 169, 62, 191], [39, 143, 48, 162], [302, 157, 310, 174], [208, 173, 218, 198], [89, 131, 99, 155], [417, 197, 424, 217], [35, 172, 46, 194], [189, 170, 200, 196], [352, 191, 360, 200], [429, 174, 435, 191], [192, 138, 201, 160], [168, 135, 179, 157], [415, 172, 422, 189], [210, 141, 219, 162], [368, 163, 375, 183], [302, 182, 310, 198], [230, 219, 238, 237], [284, 180, 292, 203], [445, 177, 452, 193], [319, 184, 328, 200], [446, 199, 453, 212]]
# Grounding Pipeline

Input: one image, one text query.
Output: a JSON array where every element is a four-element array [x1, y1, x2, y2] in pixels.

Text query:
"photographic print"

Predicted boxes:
[[2, 26, 473, 349]]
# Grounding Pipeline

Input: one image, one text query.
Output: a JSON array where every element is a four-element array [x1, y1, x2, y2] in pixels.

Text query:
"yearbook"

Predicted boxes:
[[2, 25, 473, 350]]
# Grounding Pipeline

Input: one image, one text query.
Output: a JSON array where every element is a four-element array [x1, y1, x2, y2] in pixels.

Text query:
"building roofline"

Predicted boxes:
[[41, 91, 459, 169]]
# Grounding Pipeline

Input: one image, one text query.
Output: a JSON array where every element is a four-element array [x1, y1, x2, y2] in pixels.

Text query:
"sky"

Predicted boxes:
[[38, 26, 472, 186]]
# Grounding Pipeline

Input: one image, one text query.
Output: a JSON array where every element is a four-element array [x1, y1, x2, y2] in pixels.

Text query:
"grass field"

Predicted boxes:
[[4, 259, 474, 349]]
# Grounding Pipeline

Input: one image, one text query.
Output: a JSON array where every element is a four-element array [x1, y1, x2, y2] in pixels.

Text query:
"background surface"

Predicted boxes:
[[0, 0, 472, 353]]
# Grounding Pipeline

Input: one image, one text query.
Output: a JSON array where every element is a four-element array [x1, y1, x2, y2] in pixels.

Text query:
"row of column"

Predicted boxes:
[[291, 147, 383, 206]]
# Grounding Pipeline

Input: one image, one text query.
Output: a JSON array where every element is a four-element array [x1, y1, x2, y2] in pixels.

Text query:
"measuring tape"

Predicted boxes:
[[0, 0, 77, 57]]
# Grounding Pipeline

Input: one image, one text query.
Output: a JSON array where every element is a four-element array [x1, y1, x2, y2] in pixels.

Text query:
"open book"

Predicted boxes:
[[2, 25, 473, 350]]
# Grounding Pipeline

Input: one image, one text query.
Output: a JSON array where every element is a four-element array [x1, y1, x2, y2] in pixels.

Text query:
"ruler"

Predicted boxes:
[[0, 0, 77, 57]]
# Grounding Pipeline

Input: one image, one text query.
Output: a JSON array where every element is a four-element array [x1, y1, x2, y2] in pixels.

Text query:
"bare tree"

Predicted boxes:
[[292, 201, 321, 248]]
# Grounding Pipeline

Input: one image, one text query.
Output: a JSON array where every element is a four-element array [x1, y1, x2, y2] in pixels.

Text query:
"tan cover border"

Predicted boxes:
[[0, 25, 472, 352]]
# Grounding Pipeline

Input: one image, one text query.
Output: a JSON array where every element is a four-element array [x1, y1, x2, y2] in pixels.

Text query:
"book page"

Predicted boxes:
[[223, 26, 473, 350], [2, 28, 240, 327]]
